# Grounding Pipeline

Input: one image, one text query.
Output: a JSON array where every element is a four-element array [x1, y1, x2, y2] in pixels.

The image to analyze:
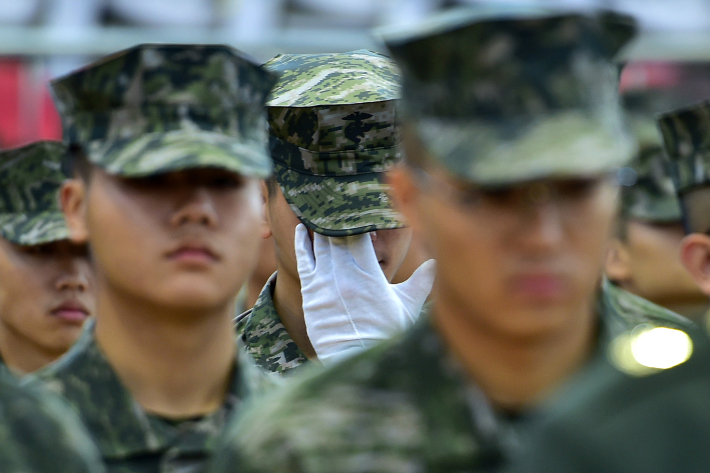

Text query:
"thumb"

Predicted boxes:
[[391, 259, 436, 314], [294, 223, 316, 278]]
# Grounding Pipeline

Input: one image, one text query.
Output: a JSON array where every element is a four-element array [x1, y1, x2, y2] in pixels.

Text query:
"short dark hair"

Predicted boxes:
[[265, 175, 279, 197], [67, 144, 95, 184]]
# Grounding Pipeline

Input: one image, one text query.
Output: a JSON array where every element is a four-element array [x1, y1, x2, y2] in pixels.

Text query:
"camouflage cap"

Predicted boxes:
[[379, 6, 638, 186], [0, 141, 70, 246], [51, 44, 277, 178], [619, 150, 681, 222], [616, 62, 710, 222], [657, 99, 710, 234], [264, 51, 404, 236]]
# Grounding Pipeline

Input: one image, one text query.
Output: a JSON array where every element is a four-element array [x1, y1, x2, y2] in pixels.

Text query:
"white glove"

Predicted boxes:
[[295, 223, 436, 366]]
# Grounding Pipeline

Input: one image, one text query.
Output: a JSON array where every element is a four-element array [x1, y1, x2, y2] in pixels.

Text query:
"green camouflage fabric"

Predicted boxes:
[[619, 61, 710, 222], [209, 280, 695, 473], [235, 272, 309, 376], [51, 44, 276, 179], [0, 367, 107, 473], [0, 141, 70, 245], [508, 306, 710, 473], [27, 319, 250, 473], [265, 50, 399, 107], [657, 99, 710, 234], [264, 51, 404, 236], [379, 7, 637, 186], [619, 150, 681, 222]]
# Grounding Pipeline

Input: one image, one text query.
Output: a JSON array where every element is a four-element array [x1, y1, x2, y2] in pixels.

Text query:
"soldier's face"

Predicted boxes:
[[264, 182, 412, 283], [0, 238, 92, 372], [606, 220, 707, 311], [62, 167, 263, 314], [391, 140, 618, 339]]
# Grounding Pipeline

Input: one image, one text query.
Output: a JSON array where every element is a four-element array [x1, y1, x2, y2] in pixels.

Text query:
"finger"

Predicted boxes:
[[332, 233, 383, 277], [392, 259, 436, 314], [294, 223, 315, 276], [312, 230, 334, 273]]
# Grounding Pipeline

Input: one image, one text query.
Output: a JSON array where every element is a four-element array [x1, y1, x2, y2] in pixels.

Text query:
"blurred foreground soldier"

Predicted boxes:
[[606, 62, 710, 320], [0, 367, 106, 473], [0, 141, 93, 375], [508, 98, 710, 473], [238, 50, 434, 374], [28, 44, 276, 473], [209, 7, 697, 473]]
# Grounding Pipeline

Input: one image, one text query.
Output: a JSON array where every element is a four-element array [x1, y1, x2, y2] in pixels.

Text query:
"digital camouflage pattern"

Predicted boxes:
[[0, 367, 106, 473], [619, 150, 681, 222], [28, 319, 249, 473], [657, 99, 710, 194], [264, 51, 404, 236], [265, 50, 400, 107], [619, 61, 710, 222], [657, 99, 710, 234], [51, 44, 276, 179], [0, 141, 70, 246], [210, 280, 695, 473], [379, 7, 637, 185], [236, 273, 309, 376]]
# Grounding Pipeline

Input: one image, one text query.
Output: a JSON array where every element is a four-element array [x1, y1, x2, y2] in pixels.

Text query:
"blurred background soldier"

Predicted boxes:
[[0, 140, 93, 375], [606, 61, 710, 321], [509, 95, 710, 473], [209, 7, 698, 473]]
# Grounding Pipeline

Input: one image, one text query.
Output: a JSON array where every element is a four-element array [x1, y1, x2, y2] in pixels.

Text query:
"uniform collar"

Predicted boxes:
[[237, 272, 309, 375], [33, 319, 246, 460]]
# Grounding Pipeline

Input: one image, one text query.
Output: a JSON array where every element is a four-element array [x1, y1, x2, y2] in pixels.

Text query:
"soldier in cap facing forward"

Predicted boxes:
[[28, 44, 276, 473], [0, 141, 94, 375], [209, 6, 697, 473]]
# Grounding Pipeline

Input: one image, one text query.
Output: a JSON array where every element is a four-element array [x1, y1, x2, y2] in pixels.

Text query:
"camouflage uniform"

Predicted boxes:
[[237, 50, 403, 375], [507, 97, 710, 473], [0, 367, 106, 473], [0, 140, 106, 473], [209, 8, 703, 473], [236, 274, 308, 376], [28, 44, 276, 473]]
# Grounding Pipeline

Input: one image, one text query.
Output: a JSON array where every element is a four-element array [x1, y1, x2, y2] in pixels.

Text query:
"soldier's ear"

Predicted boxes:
[[60, 179, 89, 244], [680, 233, 710, 295], [260, 180, 272, 239], [605, 238, 633, 287]]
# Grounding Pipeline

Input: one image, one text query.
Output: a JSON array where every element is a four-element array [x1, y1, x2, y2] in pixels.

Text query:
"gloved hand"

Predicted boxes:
[[295, 223, 436, 366]]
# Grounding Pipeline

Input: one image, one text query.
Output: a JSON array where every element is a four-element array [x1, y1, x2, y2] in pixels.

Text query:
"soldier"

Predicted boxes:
[[0, 367, 106, 473], [238, 50, 434, 374], [0, 141, 93, 375], [27, 44, 276, 473], [606, 62, 710, 321], [507, 98, 710, 473], [208, 6, 698, 473]]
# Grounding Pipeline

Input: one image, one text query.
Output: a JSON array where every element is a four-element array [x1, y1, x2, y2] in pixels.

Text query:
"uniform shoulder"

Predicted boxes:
[[602, 279, 695, 331], [213, 333, 422, 473], [0, 371, 105, 473]]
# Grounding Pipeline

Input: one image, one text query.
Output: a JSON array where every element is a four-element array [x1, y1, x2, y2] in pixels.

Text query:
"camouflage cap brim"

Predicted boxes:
[[0, 211, 70, 246], [415, 111, 636, 186], [86, 127, 272, 178], [274, 163, 405, 237]]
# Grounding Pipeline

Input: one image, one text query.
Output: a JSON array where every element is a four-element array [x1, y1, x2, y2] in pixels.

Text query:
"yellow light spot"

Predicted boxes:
[[630, 327, 693, 370]]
